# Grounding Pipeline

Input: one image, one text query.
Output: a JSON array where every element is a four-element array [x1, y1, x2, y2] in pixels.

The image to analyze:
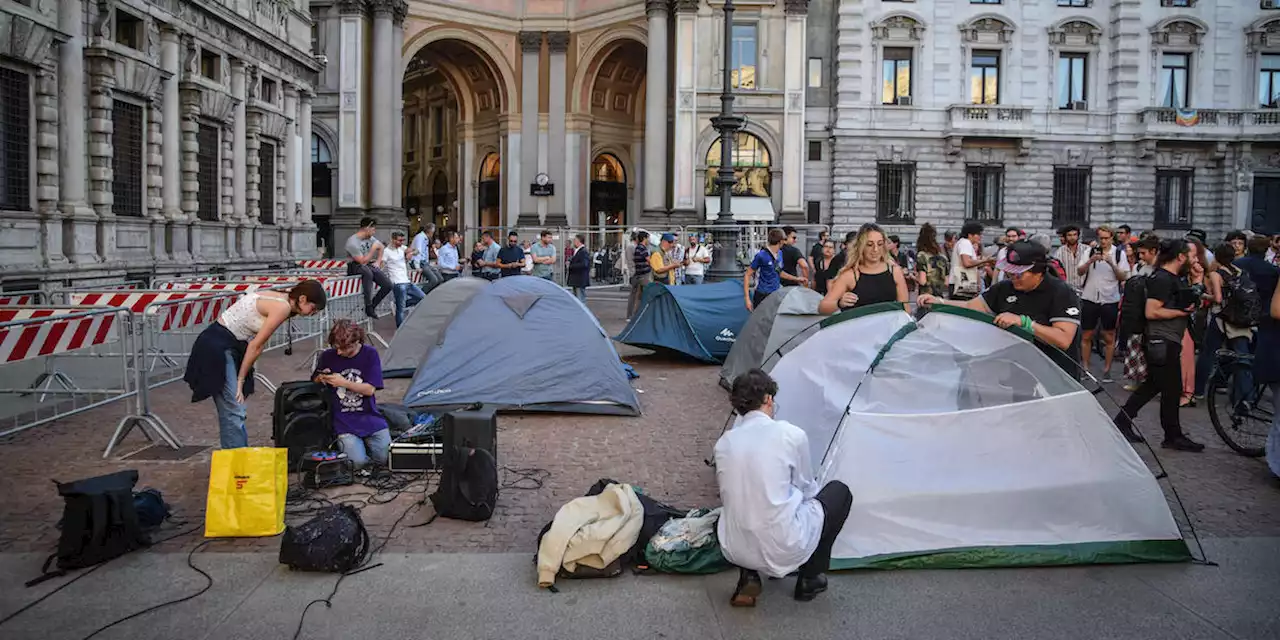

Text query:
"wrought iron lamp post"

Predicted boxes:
[[706, 0, 746, 282]]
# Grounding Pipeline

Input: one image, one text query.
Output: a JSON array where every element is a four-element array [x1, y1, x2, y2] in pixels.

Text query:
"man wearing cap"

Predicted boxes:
[[918, 241, 1082, 374], [650, 233, 687, 286]]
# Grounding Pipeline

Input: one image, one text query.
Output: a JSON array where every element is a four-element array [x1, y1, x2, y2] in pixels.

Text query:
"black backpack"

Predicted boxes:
[[1216, 267, 1262, 328], [1119, 274, 1149, 335], [429, 446, 498, 522], [279, 505, 371, 573], [28, 470, 151, 585]]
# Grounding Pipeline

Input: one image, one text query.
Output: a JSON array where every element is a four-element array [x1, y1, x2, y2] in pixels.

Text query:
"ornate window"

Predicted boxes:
[[1048, 20, 1102, 110], [872, 15, 925, 106], [971, 52, 1001, 105], [591, 153, 625, 183], [705, 132, 771, 198], [197, 124, 220, 222], [1159, 53, 1191, 108], [1248, 19, 1280, 108], [0, 67, 31, 212], [1150, 20, 1204, 108], [1155, 169, 1193, 229], [961, 18, 1015, 106], [111, 101, 145, 217], [259, 141, 276, 225], [965, 165, 1004, 223]]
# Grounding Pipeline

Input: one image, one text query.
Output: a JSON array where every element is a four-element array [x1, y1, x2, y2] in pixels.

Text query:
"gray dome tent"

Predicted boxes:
[[399, 276, 641, 416], [719, 287, 825, 390], [383, 277, 489, 378]]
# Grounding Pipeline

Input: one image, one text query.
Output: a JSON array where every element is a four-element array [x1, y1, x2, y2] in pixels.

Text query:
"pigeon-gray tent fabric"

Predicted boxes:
[[402, 276, 641, 415], [719, 287, 824, 390], [382, 277, 488, 378]]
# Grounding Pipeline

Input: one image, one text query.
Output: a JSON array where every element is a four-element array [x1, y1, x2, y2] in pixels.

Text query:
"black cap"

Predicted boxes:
[[995, 241, 1047, 275]]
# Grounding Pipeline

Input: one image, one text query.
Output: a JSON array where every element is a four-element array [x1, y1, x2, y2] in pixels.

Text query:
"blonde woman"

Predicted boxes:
[[818, 223, 909, 315]]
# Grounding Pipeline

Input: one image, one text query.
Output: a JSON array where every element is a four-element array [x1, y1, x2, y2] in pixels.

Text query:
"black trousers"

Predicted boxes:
[[798, 481, 853, 578], [1114, 339, 1184, 442], [348, 262, 391, 311]]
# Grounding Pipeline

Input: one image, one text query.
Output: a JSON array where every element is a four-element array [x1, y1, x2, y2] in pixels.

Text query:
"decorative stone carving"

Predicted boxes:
[[1151, 20, 1205, 48], [147, 20, 160, 58], [519, 31, 543, 53], [182, 35, 199, 76], [0, 9, 65, 65], [171, 0, 321, 90], [95, 0, 113, 39], [960, 17, 1015, 45], [247, 65, 260, 101], [1048, 20, 1103, 47], [645, 0, 668, 16], [678, 91, 694, 108], [337, 0, 366, 16], [546, 31, 570, 54], [1137, 140, 1157, 161], [673, 0, 700, 14], [872, 15, 925, 42], [1245, 19, 1280, 53], [784, 0, 809, 15]]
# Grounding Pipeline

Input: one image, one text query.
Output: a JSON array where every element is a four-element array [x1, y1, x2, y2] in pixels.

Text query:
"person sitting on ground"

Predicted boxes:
[[818, 223, 909, 314], [918, 241, 1082, 375], [185, 280, 327, 449], [715, 369, 852, 607], [313, 320, 390, 471]]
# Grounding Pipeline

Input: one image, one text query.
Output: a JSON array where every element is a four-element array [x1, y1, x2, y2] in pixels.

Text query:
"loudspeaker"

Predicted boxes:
[[443, 405, 497, 463], [272, 382, 334, 471]]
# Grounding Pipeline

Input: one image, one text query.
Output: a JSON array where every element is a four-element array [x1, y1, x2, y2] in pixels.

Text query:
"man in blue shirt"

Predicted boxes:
[[437, 230, 461, 280], [744, 229, 785, 311], [497, 231, 526, 278]]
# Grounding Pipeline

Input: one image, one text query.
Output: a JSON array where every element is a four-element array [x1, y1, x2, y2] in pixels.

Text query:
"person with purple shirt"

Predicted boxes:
[[312, 319, 390, 470]]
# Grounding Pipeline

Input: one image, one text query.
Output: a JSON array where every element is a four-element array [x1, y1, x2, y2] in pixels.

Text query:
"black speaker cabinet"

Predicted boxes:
[[443, 405, 497, 462], [272, 382, 334, 471]]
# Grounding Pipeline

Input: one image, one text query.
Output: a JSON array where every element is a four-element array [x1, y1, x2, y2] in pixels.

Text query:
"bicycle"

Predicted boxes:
[[1205, 348, 1273, 457]]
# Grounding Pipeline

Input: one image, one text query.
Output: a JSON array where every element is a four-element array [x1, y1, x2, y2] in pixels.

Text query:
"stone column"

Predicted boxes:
[[231, 60, 248, 223], [517, 31, 542, 227], [392, 2, 406, 213], [780, 0, 808, 220], [56, 0, 94, 264], [369, 0, 397, 218], [300, 91, 314, 226], [86, 50, 118, 263], [643, 0, 669, 222], [335, 0, 369, 242], [546, 31, 569, 227], [178, 68, 202, 260], [160, 26, 190, 262], [671, 0, 699, 220], [284, 85, 299, 242]]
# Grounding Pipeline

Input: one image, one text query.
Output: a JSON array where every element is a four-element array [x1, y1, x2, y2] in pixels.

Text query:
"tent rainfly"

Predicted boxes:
[[767, 304, 1191, 570], [719, 287, 826, 390], [383, 277, 490, 378], [613, 280, 750, 364], [399, 276, 641, 416]]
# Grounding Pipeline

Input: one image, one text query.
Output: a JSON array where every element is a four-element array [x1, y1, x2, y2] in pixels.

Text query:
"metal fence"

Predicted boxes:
[[684, 223, 831, 272]]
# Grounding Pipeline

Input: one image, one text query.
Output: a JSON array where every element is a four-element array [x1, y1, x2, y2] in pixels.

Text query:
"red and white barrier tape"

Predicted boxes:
[[0, 312, 119, 364]]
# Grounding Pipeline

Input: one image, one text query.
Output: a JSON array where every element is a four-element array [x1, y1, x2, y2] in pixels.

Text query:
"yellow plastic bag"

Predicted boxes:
[[204, 447, 288, 538]]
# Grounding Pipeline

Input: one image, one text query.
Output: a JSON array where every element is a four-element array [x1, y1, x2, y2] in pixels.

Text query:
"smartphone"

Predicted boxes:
[[1091, 246, 1102, 256]]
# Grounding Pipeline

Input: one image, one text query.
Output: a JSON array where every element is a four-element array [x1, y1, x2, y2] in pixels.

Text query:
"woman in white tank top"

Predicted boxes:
[[183, 280, 327, 449]]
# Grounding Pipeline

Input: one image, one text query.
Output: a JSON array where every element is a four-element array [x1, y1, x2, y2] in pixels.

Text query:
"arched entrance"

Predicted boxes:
[[477, 152, 500, 229], [578, 38, 645, 226], [402, 36, 509, 235], [589, 153, 627, 227], [311, 133, 334, 254]]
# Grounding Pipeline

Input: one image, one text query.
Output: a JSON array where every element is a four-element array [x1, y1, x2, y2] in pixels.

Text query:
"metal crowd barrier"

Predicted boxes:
[[0, 305, 135, 440], [684, 223, 831, 272]]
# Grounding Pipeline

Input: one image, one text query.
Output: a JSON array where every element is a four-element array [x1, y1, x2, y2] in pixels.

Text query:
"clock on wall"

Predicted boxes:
[[530, 172, 554, 196]]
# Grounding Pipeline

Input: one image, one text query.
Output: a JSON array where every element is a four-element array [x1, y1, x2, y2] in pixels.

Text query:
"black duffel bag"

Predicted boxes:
[[279, 505, 371, 573]]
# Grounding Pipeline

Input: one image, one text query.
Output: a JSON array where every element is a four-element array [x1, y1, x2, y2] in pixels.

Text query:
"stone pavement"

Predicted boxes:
[[0, 291, 1277, 561], [1, 537, 1277, 640]]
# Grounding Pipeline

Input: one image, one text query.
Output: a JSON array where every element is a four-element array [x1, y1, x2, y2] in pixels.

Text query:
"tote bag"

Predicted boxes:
[[205, 447, 288, 538]]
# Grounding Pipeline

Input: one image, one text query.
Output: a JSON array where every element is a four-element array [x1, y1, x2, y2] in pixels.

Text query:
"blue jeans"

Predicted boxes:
[[211, 350, 248, 449], [338, 428, 391, 470], [572, 287, 587, 303], [685, 274, 705, 285], [392, 283, 425, 327]]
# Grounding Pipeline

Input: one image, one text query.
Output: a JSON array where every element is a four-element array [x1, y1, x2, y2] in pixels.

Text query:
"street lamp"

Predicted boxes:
[[706, 0, 746, 282]]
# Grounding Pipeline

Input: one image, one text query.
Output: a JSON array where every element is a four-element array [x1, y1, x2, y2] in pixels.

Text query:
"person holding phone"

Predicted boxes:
[[1110, 239, 1204, 452]]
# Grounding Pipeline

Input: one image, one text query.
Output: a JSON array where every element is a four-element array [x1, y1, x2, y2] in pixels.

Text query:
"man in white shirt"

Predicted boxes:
[[437, 230, 461, 280], [1078, 225, 1130, 381], [684, 235, 713, 284], [380, 231, 425, 328], [950, 222, 993, 300], [716, 369, 852, 607], [1055, 225, 1088, 294]]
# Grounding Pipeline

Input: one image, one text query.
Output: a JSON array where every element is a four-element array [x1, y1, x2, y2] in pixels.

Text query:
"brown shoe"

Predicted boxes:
[[730, 569, 763, 607]]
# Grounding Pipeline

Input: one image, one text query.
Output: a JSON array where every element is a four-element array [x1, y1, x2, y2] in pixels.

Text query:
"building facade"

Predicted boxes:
[[309, 0, 814, 251], [0, 0, 322, 288], [826, 0, 1280, 241]]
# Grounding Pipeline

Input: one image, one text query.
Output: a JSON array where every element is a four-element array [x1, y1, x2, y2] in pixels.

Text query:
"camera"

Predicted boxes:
[[1090, 246, 1102, 257], [1174, 286, 1199, 310]]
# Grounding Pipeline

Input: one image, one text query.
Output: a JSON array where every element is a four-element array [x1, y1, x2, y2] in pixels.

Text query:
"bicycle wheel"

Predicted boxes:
[[1206, 374, 1268, 457]]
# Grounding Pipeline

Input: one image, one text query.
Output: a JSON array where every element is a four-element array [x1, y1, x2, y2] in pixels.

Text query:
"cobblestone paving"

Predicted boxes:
[[1, 293, 1277, 557]]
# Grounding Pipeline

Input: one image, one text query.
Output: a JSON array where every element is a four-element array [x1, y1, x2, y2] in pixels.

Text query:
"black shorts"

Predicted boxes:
[[1081, 300, 1119, 332]]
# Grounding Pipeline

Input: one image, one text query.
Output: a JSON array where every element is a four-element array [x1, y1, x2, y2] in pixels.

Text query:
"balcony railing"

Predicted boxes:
[[1137, 108, 1280, 137], [946, 105, 1034, 136]]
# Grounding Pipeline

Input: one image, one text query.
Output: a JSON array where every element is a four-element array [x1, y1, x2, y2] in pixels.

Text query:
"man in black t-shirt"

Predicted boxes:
[[1112, 238, 1204, 452], [808, 230, 829, 284], [497, 231, 526, 278], [917, 241, 1082, 374], [779, 226, 809, 287]]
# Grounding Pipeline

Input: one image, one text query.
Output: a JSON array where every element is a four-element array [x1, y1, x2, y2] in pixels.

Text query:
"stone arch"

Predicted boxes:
[[1150, 16, 1209, 46], [475, 148, 501, 182], [1246, 16, 1280, 52], [311, 120, 338, 161], [1048, 18, 1104, 46], [960, 14, 1017, 45], [871, 12, 928, 41], [401, 26, 517, 115], [590, 144, 636, 187], [695, 120, 782, 169], [573, 27, 649, 115]]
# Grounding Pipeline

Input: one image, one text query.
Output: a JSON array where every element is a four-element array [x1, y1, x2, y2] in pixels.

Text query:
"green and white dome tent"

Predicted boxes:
[[768, 302, 1192, 570]]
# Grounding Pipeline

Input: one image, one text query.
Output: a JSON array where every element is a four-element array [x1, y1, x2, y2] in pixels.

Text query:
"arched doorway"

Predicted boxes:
[[402, 36, 508, 237], [705, 131, 771, 198], [580, 38, 645, 227], [311, 133, 334, 255], [478, 152, 500, 230], [589, 153, 627, 228]]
